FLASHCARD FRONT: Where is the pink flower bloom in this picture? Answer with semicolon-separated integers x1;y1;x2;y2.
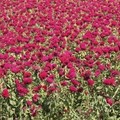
80;42;87;50
32;94;39;103
11;66;20;73
58;68;65;76
48;84;57;94
106;98;114;106
98;64;106;71
2;88;10;98
15;81;29;96
94;69;101;77
60;81;68;86
103;78;116;86
110;70;119;77
23;77;32;84
69;86;77;92
82;70;91;80
23;71;31;77
87;79;95;86
60;56;69;65
42;85;47;91
71;79;80;86
30;106;38;117
67;62;74;68
67;71;76;79
46;77;54;84
26;100;32;106
66;68;76;79
33;85;41;92
39;71;48;80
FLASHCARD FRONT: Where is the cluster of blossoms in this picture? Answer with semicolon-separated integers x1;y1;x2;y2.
0;0;120;117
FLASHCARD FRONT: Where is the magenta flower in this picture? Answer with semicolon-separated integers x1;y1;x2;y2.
60;81;68;86
39;71;48;80
30;106;37;117
23;77;32;84
80;42;87;50
33;85;41;92
82;70;91;80
2;88;10;98
11;66;20;73
71;79;80;86
69;86;77;92
110;70;119;77
23;71;31;77
15;80;29;96
26;100;32;106
48;84;57;94
103;78;116;86
94;69;101;77
106;98;114;106
58;68;65;76
32;94;40;103
87;79;95;87
66;68;76;79
46;77;54;84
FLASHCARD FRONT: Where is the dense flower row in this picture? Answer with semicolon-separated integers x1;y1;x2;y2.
0;0;120;119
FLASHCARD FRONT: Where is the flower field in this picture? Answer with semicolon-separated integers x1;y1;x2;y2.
0;0;120;119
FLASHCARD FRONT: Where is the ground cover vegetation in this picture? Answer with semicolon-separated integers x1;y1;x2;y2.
0;0;120;119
